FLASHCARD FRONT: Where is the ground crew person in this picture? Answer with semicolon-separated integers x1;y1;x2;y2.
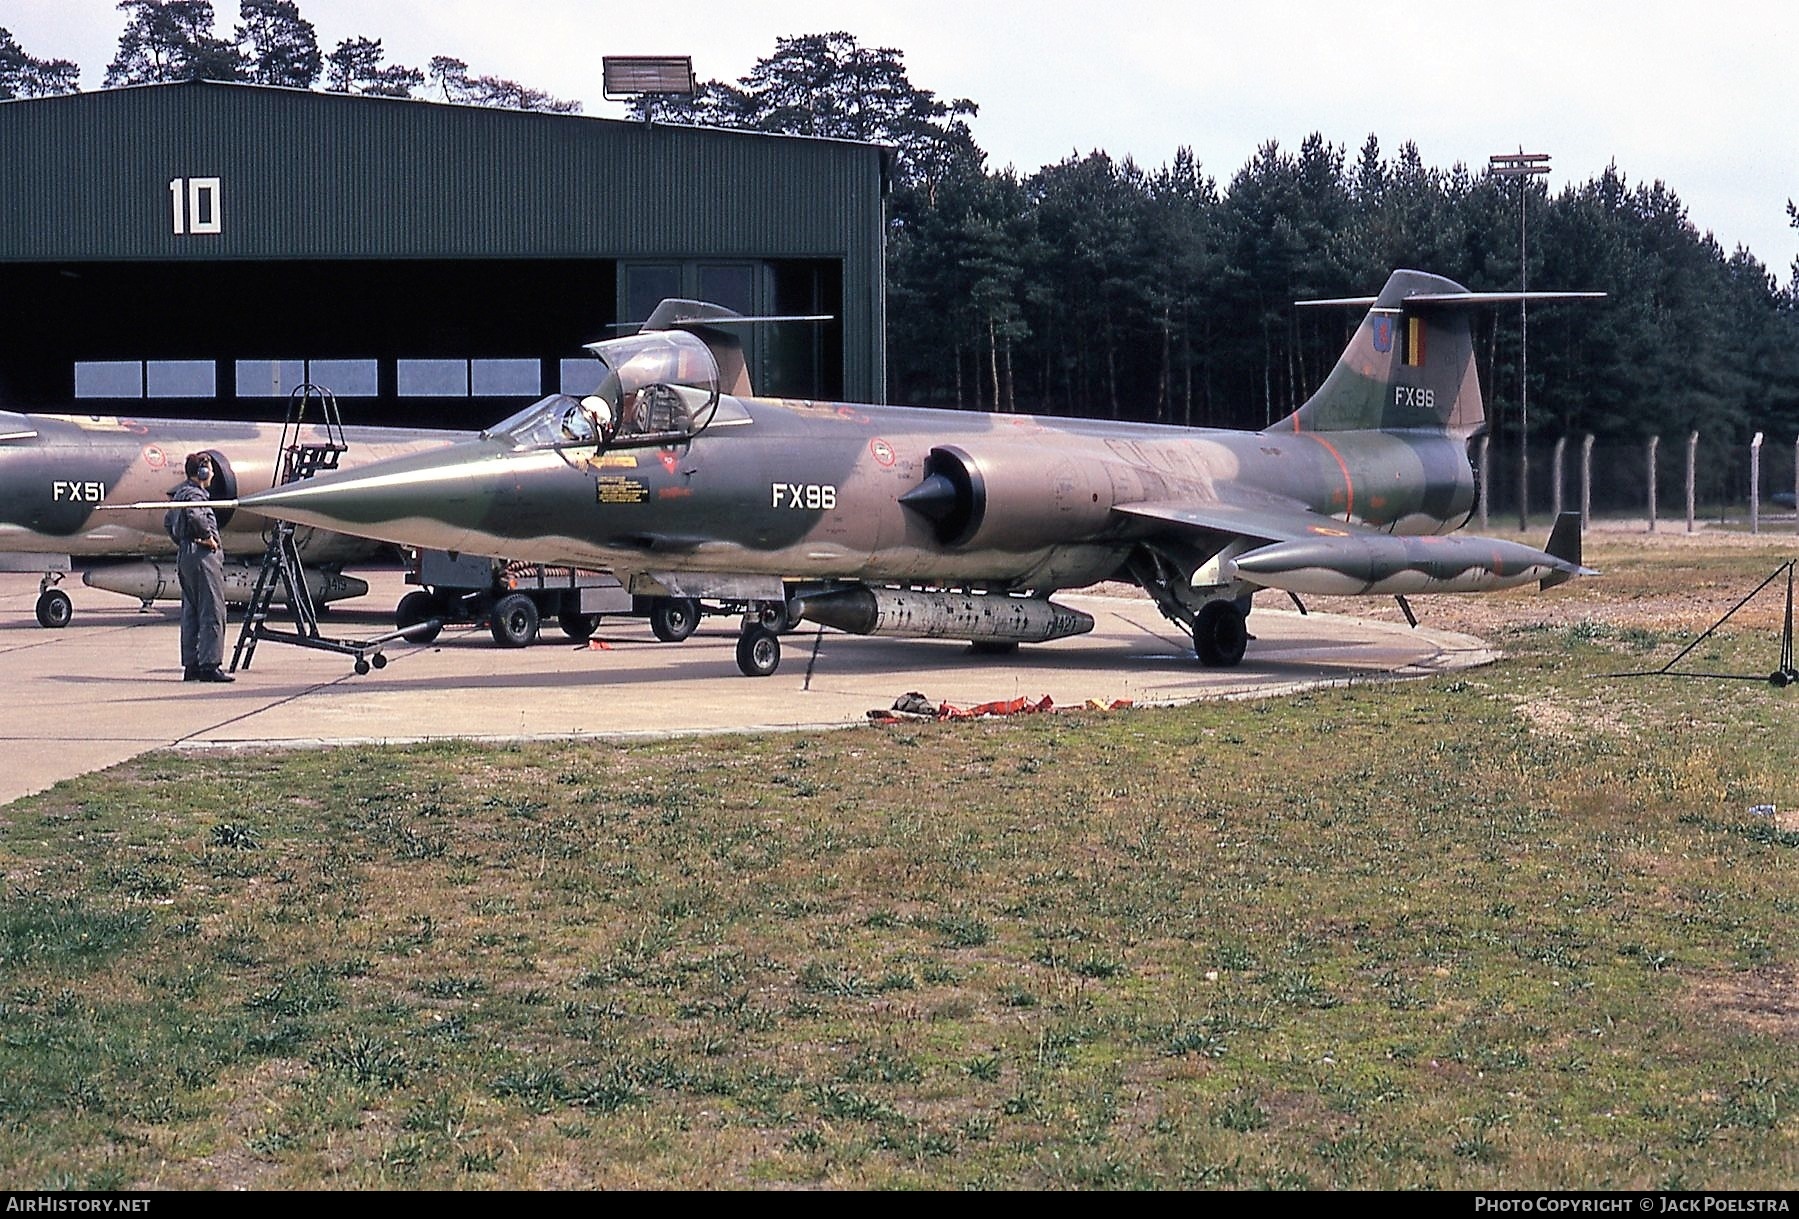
171;452;233;682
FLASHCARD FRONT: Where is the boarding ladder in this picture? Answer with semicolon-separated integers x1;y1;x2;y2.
230;384;389;674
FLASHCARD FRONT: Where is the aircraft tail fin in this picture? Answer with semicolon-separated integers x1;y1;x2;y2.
637;300;833;399
1278;270;1484;436
1280;271;1603;437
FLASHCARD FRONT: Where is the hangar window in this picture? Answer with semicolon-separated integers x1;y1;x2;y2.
559;358;601;396
307;359;378;397
697;264;756;315
624;264;682;325
398;359;468;397
74;361;143;398
146;360;216;398
471;359;541;397
235;360;306;397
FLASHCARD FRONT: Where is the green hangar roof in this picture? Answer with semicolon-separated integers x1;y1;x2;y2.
0;82;890;408
0;80;889;262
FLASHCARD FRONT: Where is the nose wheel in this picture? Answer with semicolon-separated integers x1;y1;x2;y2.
35;588;72;629
736;624;781;677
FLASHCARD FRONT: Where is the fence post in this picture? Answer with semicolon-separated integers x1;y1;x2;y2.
1750;431;1763;535
1647;436;1659;533
1476;434;1489;532
1551;435;1567;519
1685;431;1698;533
1580;434;1594;530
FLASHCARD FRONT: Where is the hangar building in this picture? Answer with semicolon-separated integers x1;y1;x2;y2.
0;81;889;430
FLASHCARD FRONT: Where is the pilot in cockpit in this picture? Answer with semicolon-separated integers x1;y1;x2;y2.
557;396;614;445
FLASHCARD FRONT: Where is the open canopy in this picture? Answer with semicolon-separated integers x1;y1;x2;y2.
488;329;726;452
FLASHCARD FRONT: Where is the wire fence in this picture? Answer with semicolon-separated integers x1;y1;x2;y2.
1474;431;1799;533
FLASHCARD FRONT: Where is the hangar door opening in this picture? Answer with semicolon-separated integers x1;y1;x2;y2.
620;259;842;403
0;256;843;430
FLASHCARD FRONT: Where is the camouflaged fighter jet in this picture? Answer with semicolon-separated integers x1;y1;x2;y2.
230;269;1601;677
0;410;465;626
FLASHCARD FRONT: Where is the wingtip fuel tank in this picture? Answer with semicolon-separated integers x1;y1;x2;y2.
1231;532;1590;596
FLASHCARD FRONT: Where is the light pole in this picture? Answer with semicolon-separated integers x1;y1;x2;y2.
1490;150;1550;530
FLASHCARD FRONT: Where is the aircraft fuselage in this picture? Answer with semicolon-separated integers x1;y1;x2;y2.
0;410;463;563
247;394;1478;594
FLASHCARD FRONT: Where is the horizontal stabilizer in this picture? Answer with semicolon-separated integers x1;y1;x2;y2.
1297;290;1606;308
1398;290;1607;308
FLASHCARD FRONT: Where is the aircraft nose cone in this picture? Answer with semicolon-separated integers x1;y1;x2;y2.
238;444;494;551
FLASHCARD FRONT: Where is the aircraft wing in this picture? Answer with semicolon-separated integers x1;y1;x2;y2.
1113;498;1379;545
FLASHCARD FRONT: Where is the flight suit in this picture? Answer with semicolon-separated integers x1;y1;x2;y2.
171;480;227;677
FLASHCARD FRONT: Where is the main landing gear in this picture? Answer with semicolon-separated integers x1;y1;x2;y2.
1192;599;1249;667
1127;549;1254;669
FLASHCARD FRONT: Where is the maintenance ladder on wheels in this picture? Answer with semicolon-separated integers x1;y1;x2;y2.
230;384;398;676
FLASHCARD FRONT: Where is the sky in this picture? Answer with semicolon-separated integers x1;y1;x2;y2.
6;0;1797;281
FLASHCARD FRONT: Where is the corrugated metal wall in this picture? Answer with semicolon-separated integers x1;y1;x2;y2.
0;82;887;399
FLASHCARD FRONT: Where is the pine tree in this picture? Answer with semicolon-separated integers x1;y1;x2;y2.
323;35;421;97
235;0;319;88
427;55;578;113
105;0;244;86
0;27;81;98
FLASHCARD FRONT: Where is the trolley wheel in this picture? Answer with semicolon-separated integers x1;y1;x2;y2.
969;639;1019;655
1193;599;1248;668
35;588;72;629
395;590;444;644
371;652;388;670
757;599;794;634
489;593;540;648
559;612;599;643
650;596;700;643
736;625;781;677
354;657;371;675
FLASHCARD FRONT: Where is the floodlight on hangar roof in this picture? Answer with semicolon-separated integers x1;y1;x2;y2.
602;56;696;99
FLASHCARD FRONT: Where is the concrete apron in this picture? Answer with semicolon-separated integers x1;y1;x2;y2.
0;570;1497;806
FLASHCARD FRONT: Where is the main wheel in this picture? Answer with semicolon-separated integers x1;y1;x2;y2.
395;590;444;644
736;626;781;677
650;596;700;643
35;588;72;629
489;593;541;648
559;612;599;643
1193;600;1248;667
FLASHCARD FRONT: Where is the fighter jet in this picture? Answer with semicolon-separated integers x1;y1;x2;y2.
0;410;465;626
232;269;1601;676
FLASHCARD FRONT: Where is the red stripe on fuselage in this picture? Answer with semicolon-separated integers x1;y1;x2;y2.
1305;433;1354;523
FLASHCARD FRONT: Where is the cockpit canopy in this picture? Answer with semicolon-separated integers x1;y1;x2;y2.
487;329;724;452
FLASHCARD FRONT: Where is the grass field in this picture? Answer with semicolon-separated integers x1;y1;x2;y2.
1;535;1795;1188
